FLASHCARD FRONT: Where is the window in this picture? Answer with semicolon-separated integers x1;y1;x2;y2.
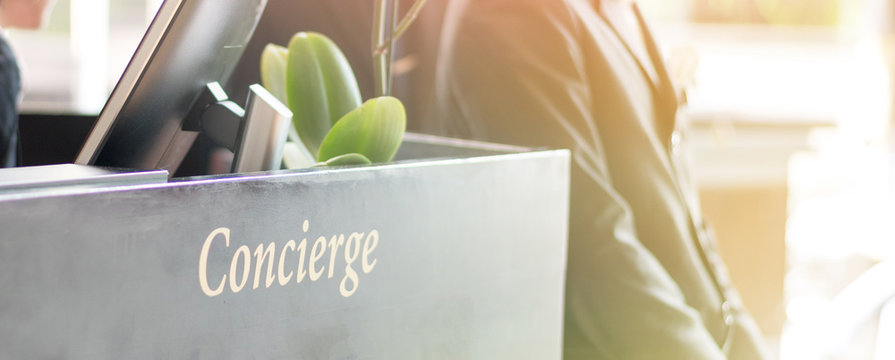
9;0;162;114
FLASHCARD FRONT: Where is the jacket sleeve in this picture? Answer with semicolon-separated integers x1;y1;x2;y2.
433;0;728;358
0;35;19;168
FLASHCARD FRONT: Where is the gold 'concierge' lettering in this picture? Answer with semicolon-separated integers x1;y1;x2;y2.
198;221;379;298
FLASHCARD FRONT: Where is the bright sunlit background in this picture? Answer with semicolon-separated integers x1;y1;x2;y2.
7;0;163;114
638;0;895;359
9;0;895;358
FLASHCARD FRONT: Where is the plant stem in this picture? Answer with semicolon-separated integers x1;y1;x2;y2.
372;0;395;97
392;0;428;41
371;0;429;97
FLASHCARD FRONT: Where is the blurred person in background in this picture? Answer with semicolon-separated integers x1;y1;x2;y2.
428;0;769;358
0;0;55;167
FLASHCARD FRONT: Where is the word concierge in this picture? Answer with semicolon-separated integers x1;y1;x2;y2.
198;220;379;298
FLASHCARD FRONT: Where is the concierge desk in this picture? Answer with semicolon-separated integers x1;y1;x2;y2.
0;133;571;359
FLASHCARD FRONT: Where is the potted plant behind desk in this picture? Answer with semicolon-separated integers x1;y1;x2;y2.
259;0;429;169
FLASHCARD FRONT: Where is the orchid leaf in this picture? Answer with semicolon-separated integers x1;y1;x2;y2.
321;153;372;166
316;96;405;163
282;141;316;169
260;43;288;103
286;32;362;156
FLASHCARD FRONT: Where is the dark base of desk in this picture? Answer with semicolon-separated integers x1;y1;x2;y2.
19;113;221;177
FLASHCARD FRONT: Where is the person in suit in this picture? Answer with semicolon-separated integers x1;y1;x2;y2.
428;0;769;358
0;0;56;167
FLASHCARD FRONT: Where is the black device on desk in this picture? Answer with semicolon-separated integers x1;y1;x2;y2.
74;0;291;176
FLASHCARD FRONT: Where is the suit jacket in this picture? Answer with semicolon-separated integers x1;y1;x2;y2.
0;33;20;168
428;0;769;358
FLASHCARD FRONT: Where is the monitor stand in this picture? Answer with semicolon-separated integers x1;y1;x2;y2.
182;82;293;174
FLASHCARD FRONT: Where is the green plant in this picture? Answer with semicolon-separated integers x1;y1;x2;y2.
261;0;427;168
261;33;405;167
285;32;363;155
317;97;406;164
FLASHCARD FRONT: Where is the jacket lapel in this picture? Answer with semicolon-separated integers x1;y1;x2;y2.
632;3;678;148
594;2;659;91
593;0;679;148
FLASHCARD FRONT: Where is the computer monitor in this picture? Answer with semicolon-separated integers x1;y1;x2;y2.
75;0;290;175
